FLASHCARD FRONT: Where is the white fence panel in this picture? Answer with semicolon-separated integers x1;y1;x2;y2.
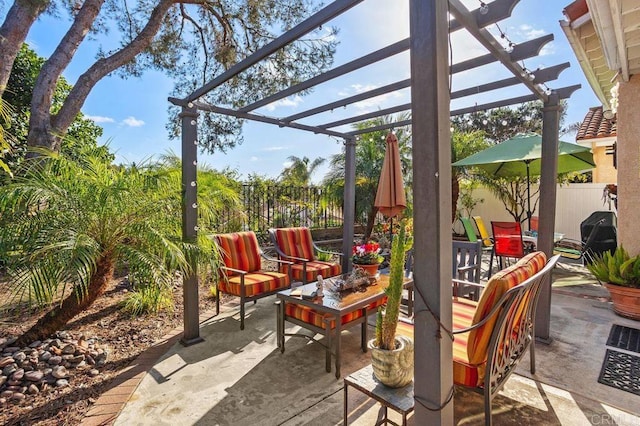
460;183;614;240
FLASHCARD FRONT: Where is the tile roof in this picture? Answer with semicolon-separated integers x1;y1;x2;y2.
576;106;617;141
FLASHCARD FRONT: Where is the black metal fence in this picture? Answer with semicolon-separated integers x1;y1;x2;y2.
215;184;344;236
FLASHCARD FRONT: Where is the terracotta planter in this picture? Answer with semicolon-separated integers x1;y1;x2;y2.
605;283;640;320
368;336;414;388
354;263;379;277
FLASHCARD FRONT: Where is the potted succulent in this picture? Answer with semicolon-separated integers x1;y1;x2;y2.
587;246;640;320
352;240;384;277
367;220;414;388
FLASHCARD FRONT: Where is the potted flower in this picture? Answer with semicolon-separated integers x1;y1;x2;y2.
352;241;384;277
587;246;640;320
367;220;414;388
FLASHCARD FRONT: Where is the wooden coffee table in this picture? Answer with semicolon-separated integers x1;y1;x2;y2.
275;273;413;378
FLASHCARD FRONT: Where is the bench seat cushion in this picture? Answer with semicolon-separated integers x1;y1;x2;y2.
289;261;342;283
219;271;289;297
285;297;386;329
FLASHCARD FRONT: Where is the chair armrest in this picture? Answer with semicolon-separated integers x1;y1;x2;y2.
312;242;344;259
260;252;293;266
220;265;247;276
456;264;478;274
280;254;310;262
452;278;486;289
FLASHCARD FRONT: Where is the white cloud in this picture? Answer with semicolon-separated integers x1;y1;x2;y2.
250;156;259;161
264;95;303;112
262;146;285;152
518;24;546;40
336;84;407;112
85;115;115;123
121;116;145;127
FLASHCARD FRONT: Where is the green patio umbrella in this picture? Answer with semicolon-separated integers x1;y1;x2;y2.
452;133;595;229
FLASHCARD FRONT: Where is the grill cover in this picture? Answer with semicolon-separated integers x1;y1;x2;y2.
580;211;617;258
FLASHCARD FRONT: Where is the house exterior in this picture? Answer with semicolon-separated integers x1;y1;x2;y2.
575;106;617;183
561;0;640;253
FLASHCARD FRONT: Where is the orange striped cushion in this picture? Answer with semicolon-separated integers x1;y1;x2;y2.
516;251;547;274
288;261;342;282
467;261;534;364
274;227;315;263
219;271;289;297
285;297;386;329
215;232;262;274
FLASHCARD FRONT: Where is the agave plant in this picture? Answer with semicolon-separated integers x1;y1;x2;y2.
587;246;640;289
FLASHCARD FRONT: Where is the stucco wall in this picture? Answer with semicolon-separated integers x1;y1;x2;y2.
592;145;618;183
617;75;640;255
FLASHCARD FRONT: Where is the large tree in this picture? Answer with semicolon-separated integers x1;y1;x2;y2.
0;1;337;154
279;155;325;186
2;43;108;170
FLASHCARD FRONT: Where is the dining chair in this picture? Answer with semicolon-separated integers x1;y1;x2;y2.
490;221;526;276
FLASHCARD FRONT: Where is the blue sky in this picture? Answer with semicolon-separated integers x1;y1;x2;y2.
12;0;598;183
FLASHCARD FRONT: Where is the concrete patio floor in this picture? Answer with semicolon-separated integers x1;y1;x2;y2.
103;263;639;425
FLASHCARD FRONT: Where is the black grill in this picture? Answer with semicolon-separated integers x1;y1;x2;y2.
580;211;617;259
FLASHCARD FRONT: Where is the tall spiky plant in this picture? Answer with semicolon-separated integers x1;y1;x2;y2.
375;219;410;350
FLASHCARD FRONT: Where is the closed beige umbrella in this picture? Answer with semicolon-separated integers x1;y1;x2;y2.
375;133;406;220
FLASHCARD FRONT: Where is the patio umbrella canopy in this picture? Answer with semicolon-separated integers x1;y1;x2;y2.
452;133;595;227
374;133;407;231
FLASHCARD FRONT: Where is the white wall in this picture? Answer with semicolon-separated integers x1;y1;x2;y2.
461;183;615;240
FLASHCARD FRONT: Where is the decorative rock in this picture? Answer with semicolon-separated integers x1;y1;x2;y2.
62;354;75;361
48;356;62;365
4;346;20;353
86;355;95;365
43;368;52;376
49;346;62;356
0;397;5;405
69;355;85;364
3;365;17;376
40;351;52;362
61;344;75;355
25;370;43;382
89;369;100;377
11;368;24;381
0;337;7;347
52;366;68;379
27;384;39;395
7;380;21;386
0;376;6;386
1;390;13;398
50;339;62;349
95;351;108;366
13;351;26;363
75;361;87;369
0;356;15;368
55;379;69;388
44;375;57;385
29;340;42;348
10;392;26;401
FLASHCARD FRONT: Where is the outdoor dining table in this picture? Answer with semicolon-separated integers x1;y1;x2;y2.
275;273;413;378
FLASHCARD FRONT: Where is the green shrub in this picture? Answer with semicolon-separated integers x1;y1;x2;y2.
121;284;174;316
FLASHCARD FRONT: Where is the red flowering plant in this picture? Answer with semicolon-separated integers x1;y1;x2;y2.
352;241;384;265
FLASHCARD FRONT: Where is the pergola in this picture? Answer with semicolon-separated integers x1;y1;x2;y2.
169;0;580;422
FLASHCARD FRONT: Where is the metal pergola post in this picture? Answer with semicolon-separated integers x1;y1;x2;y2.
180;105;204;346
535;92;561;343
342;136;357;273
410;0;453;423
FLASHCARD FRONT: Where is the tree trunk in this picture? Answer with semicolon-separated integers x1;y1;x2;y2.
0;0;49;99
27;0;105;153
15;255;115;346
31;0;175;151
364;205;378;240
451;173;460;224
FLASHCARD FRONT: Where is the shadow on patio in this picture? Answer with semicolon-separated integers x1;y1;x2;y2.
112;263;640;426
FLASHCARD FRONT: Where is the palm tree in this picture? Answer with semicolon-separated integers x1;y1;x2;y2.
279;155;326;186
324;113;412;239
0;98;13;177
0;149;230;345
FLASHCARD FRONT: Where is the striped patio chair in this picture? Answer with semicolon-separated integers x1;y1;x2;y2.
269;227;342;283
214;231;292;330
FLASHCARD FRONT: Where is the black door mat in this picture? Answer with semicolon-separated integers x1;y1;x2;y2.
598;349;640;396
606;324;640;354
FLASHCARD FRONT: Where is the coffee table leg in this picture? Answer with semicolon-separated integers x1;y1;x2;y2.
335;321;342;379
343;381;348;426
361;308;368;352
324;316;333;373
275;300;285;353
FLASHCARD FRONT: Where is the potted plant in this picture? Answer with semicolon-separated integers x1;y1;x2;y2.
587;246;640;320
352;240;384;277
367;220;414;388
